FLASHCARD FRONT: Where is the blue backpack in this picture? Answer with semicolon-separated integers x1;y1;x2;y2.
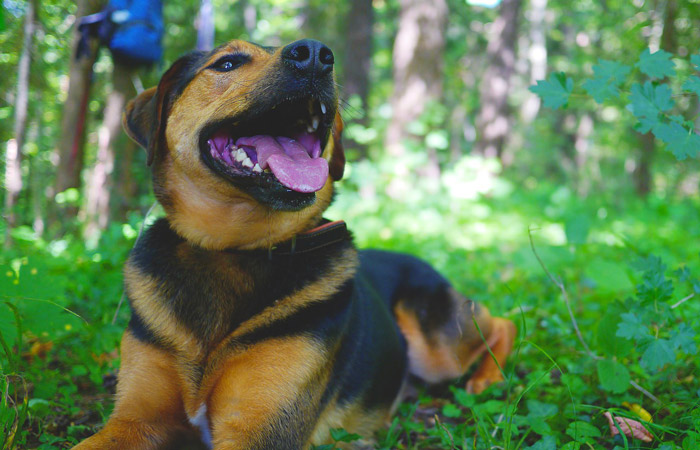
78;0;163;66
107;0;163;65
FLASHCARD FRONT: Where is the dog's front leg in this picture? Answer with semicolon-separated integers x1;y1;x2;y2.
73;331;197;450
206;337;327;450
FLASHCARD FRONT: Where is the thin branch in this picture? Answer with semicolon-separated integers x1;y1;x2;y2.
434;414;456;449
629;380;661;404
491;413;504;438
528;228;660;404
528;227;599;360
672;293;694;309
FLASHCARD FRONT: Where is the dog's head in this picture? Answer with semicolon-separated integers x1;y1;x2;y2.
123;39;345;250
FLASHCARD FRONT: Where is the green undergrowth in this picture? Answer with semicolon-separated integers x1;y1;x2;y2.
2;169;699;449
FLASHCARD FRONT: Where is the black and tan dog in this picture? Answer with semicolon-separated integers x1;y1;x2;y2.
74;39;516;450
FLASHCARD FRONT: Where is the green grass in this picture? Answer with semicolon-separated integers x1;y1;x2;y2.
1;163;699;449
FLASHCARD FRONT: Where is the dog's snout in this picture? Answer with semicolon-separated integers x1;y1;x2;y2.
281;39;334;77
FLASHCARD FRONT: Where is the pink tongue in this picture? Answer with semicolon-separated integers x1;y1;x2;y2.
235;135;328;193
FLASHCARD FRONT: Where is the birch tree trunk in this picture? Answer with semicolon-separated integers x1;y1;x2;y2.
521;0;547;124
83;63;135;242
384;0;447;160
634;0;675;196
473;0;523;160
4;0;38;247
197;0;215;51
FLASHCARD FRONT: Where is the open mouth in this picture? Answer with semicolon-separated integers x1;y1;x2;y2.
200;97;334;198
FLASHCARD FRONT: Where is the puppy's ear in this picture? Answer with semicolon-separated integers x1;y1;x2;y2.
123;87;158;162
328;112;345;181
123;52;206;166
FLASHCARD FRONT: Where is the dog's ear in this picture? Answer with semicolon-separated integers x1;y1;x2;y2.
123;52;206;166
328;112;345;181
123;87;158;161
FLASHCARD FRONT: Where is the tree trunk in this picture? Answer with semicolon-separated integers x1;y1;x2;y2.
113;137;139;222
574;114;594;196
634;133;655;196
521;0;547;124
240;0;257;36
30;124;46;238
4;0;38;247
385;0;447;161
633;0;676;196
473;0;523;160
84;62;135;243
342;0;373;158
197;0;215;51
52;0;104;218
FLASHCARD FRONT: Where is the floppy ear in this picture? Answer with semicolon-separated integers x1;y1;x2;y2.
328;112;345;181
122;52;207;166
123;87;158;163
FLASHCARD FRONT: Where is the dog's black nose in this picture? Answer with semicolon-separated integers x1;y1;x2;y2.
281;39;334;77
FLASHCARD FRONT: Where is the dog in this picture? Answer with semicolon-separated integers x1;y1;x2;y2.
73;39;516;450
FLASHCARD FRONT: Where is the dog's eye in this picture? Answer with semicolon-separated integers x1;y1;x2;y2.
210;54;249;72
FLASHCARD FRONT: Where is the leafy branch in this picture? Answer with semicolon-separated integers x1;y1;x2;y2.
527;228;684;405
530;49;700;161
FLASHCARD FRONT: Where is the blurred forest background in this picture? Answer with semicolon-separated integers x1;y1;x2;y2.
1;0;700;449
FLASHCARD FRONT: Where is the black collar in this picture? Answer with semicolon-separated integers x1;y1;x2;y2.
223;219;350;258
269;220;349;256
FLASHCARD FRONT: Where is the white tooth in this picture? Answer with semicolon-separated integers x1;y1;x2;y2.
235;150;246;162
320;103;327;115
242;157;254;168
312;116;319;131
253;163;262;173
307;125;315;133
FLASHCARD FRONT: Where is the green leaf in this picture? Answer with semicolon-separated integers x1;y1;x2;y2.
597;308;634;357
628;82;674;132
442;402;462;418
0;302;19;349
616;312;649;341
653;122;700;160
566;421;601;443
529;418;552;436
452;388;475;408
594;59;632;83
28;399;51;418
683;76;700;97
560;443;581;450
530;72;573;109
582;60;631;103
564;213;590;244
642;338;675;371
527;400;559;419
692;54;700;70
670;323;697;355
636;48;676;78
524;436;556;450
583;78;618;104
597;359;630;393
586;260;633;293
329;428;361;443
632;255;666;273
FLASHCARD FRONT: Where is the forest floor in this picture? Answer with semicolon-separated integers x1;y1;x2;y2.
2;178;699;449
